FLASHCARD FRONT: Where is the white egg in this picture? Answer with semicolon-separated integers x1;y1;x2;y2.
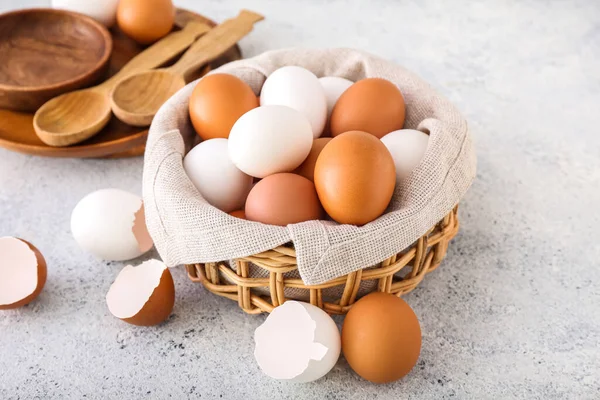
51;0;119;27
260;66;327;138
254;301;341;383
319;76;353;119
228;105;313;178
381;129;430;181
184;138;253;212
71;189;154;261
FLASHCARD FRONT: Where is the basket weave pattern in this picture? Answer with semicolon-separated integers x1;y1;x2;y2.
187;207;459;314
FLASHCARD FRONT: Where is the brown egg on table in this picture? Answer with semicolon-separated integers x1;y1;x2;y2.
293;137;332;182
342;292;421;384
330;78;406;139
0;237;47;310
189;74;259;140
117;0;175;44
314;130;396;225
245;173;324;226
229;209;246;219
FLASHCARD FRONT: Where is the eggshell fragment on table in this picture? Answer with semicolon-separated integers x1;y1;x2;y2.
381;129;430;181
106;259;175;326
228;105;313;178
184;138;253;213
0;237;47;310
254;301;341;382
71;189;154;261
261;66;327;138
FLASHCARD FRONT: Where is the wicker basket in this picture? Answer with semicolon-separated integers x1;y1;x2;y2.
186;206;459;315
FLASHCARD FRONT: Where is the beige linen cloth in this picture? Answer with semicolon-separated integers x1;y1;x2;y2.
143;48;476;286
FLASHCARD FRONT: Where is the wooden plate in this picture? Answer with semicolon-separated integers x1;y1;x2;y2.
0;8;112;112
0;9;242;158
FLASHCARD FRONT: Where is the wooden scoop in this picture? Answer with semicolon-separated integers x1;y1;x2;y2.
33;22;211;147
110;10;264;127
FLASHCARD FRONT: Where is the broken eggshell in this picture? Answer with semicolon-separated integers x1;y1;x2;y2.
106;259;174;326
71;188;153;261
0;237;47;310
254;301;341;382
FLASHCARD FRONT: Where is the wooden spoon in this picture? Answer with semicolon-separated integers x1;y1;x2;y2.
33;21;211;147
110;10;264;127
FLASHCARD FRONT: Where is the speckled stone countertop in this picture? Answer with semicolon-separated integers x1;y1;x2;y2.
1;0;599;399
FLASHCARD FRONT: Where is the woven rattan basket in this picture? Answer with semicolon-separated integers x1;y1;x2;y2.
145;49;476;316
186;206;459;315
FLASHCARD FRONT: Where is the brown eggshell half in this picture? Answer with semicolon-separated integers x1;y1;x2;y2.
106;260;175;326
330;78;406;139
0;237;47;310
342;292;421;383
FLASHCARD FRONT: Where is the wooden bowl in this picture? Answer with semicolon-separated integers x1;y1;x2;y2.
0;9;242;158
0;8;112;112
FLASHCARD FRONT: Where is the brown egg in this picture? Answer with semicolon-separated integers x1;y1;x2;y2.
330;78;406;138
229;209;246;219
293;137;332;182
342;292;421;383
189;74;259;140
314;130;396;225
117;0;175;45
245;173;324;226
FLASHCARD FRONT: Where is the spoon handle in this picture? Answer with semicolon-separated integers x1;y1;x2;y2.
97;21;212;92
169;10;264;77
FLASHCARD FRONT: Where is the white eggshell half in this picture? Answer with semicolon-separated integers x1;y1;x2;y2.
184;138;253;212
51;0;119;27
228;105;313;178
381;129;430;181
106;259;166;319
0;237;38;306
71;189;154;261
260;66;327;138
319;76;353;119
254;301;341;383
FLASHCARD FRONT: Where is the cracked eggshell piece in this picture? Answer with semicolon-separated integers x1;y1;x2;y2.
71;189;154;261
254;301;341;383
106;259;175;326
0;237;47;310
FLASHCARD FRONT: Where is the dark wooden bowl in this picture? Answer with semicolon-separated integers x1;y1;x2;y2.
0;9;242;158
0;8;113;112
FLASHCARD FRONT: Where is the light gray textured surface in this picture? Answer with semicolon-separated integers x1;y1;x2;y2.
0;0;599;399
